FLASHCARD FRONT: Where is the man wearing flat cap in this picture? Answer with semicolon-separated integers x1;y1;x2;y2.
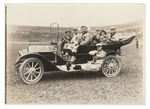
80;26;93;45
63;31;72;43
92;29;101;43
70;28;81;45
109;26;122;55
61;30;72;47
68;28;81;62
61;31;72;56
89;42;106;64
109;26;120;41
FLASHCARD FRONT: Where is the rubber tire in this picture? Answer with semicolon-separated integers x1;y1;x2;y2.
101;55;121;77
19;58;44;84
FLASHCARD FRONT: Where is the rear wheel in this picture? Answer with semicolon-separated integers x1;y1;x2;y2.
102;55;121;77
19;58;44;84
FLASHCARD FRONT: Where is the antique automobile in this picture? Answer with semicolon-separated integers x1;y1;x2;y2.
15;30;135;84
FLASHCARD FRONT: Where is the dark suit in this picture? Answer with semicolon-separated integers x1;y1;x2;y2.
61;35;72;52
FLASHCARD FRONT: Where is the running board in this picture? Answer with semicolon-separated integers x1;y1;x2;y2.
56;60;104;72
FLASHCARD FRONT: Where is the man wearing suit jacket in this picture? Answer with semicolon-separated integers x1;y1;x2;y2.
61;31;72;54
80;26;93;45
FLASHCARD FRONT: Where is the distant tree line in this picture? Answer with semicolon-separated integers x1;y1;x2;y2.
7;21;143;42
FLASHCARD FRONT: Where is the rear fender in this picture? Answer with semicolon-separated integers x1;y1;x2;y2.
106;51;121;61
16;53;60;71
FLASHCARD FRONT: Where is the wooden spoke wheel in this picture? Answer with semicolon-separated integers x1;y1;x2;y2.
19;58;44;84
102;55;121;77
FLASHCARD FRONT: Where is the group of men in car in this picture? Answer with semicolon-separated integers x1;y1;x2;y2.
61;25;119;64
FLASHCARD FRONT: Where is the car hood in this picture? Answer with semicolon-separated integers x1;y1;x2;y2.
18;49;28;56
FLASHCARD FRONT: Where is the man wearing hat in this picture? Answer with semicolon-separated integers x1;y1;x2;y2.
70;28;81;45
69;28;81;62
109;26;123;55
61;30;72;59
92;29;101;43
63;30;72;43
109;26;120;41
89;42;106;64
80;26;93;45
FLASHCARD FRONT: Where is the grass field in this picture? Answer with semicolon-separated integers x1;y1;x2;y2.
5;39;144;104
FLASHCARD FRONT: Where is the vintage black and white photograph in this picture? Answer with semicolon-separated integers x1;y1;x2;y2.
5;3;145;104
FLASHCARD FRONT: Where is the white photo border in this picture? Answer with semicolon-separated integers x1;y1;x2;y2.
0;0;149;109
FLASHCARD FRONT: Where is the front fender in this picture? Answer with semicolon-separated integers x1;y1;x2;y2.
15;53;60;71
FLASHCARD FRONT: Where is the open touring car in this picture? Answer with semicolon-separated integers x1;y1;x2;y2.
15;28;135;84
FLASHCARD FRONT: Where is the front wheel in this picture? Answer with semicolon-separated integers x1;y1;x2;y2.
101;55;121;77
19;58;44;84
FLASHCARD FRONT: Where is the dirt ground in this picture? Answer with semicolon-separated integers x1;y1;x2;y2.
5;41;145;104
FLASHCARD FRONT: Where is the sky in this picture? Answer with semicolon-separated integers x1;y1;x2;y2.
6;4;145;27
